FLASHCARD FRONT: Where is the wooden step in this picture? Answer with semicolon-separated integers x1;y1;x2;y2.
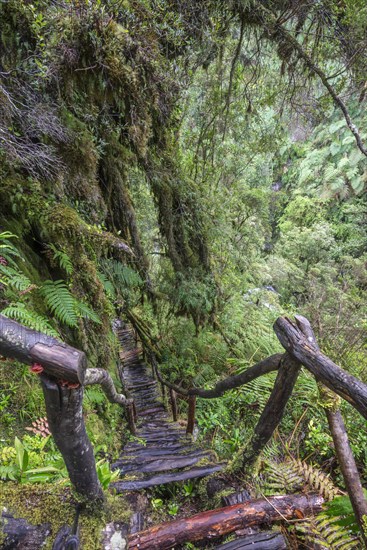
112;463;226;491
114;454;207;474
114;450;211;467
214;532;287;549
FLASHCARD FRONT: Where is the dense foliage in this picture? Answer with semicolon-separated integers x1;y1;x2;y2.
0;0;367;547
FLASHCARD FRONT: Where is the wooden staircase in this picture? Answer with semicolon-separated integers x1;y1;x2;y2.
111;324;225;492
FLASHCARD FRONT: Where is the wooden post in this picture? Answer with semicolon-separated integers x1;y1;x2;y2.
169;388;178;421
242;353;301;468
126;399;137;435
326;407;367;544
40;375;103;503
186;395;197;436
294;315;367;543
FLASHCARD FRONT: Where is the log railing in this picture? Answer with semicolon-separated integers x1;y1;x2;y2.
132;313;367;537
0;314;132;503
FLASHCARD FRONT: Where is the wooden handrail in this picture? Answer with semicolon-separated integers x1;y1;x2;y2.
0;314;134;503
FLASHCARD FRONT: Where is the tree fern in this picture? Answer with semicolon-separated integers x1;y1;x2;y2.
40;280;78;327
1;303;59;337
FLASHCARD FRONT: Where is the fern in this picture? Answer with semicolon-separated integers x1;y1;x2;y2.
0;264;32;291
1;303;59;337
100;259;142;290
74;299;101;324
97;270;116;300
40;280;78;327
292;458;339;501
295;512;360;549
256;458;339;501
48;244;73;275
259;460;304;495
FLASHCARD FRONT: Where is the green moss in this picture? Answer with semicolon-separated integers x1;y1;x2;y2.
0;482;132;550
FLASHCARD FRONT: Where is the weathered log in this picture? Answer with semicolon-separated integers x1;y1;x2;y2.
113;463;226;491
189;354;283;398
215;531;287;549
326;408;367;544
128;493;324;550
295;315;367;541
0;314;86;384
242;354;301;467
274;316;367;419
1;511;51;550
40;374;103;502
84;368;127;405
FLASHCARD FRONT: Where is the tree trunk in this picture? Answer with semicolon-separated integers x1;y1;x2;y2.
128;493;324;550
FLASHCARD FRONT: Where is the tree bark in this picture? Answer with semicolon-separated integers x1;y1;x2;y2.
326;408;367;544
273;316;367;419
0;314;86;384
277;315;367;542
84;368;127;405
40;374;103;502
189;354;283;398
242;354;301;467
128;493;324;550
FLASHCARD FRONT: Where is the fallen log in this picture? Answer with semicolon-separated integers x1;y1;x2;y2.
0;314;86;384
274;316;367;419
128;493;323;550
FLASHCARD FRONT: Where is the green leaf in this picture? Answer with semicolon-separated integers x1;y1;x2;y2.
40;280;78;327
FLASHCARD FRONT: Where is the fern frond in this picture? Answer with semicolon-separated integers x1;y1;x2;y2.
260;460;304;495
40;280;78;328
1;303;59;337
97;271;116;300
75;300;101;324
295;512;360;549
48;244;73;275
0;264;33;292
291;459;339;501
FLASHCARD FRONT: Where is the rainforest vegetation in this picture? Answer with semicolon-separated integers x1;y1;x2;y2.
0;0;367;548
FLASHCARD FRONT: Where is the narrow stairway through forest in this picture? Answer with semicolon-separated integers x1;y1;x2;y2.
111;324;226;492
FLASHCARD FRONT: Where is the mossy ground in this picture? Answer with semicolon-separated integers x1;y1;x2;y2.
0;482;132;549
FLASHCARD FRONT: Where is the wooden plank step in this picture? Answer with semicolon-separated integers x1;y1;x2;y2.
214;532;287;549
114;454;206;474
112;463;226;491
222;490;251;507
114;450;211;467
121;444;194;456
